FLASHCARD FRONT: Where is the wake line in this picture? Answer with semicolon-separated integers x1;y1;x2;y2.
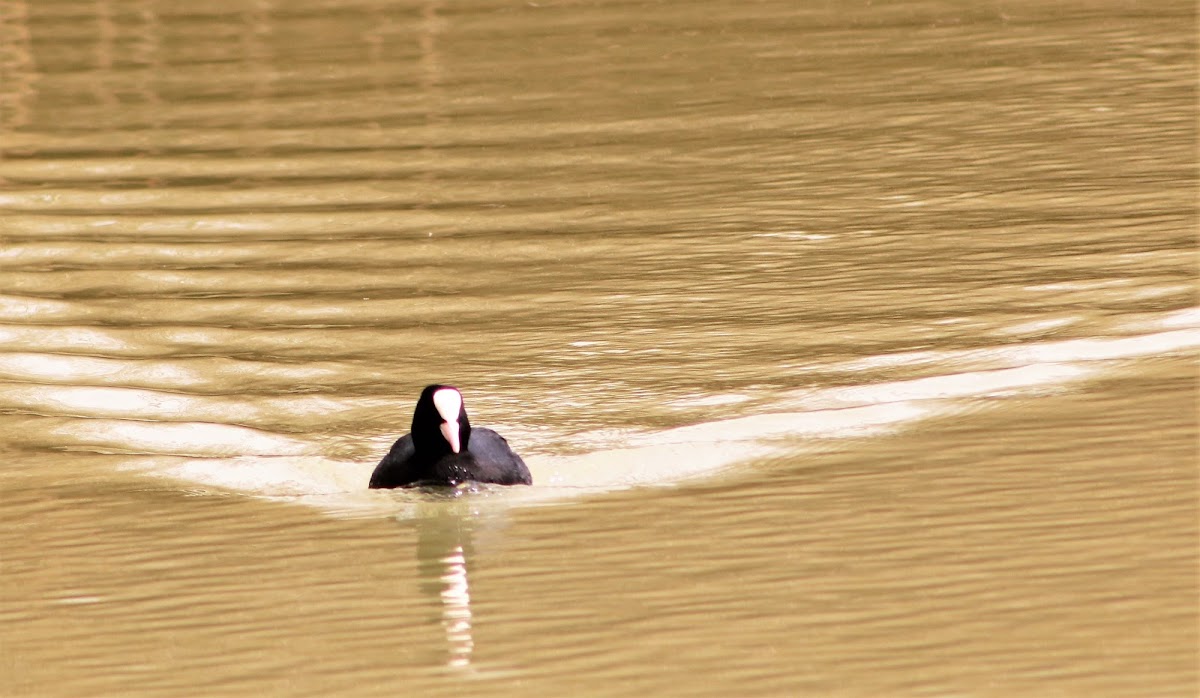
11;320;1197;516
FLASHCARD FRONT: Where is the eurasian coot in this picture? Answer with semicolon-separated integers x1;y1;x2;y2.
369;384;531;488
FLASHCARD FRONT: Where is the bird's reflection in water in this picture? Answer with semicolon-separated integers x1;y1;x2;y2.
438;544;473;668
411;485;508;671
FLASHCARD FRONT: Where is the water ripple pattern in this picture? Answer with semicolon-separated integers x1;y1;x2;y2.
0;1;1195;696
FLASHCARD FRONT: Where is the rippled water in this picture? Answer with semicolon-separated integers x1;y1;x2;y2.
2;1;1196;696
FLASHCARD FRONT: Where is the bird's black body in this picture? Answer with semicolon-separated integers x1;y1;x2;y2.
369;385;531;489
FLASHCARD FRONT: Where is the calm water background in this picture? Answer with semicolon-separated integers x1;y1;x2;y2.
1;0;1197;696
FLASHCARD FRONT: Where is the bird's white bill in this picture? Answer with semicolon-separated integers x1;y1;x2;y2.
433;388;464;453
440;419;461;453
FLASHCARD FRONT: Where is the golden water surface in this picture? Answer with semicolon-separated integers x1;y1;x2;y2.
1;1;1196;696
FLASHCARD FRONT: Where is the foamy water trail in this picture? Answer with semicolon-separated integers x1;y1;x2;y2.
2;307;1195;516
38;311;1182;517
